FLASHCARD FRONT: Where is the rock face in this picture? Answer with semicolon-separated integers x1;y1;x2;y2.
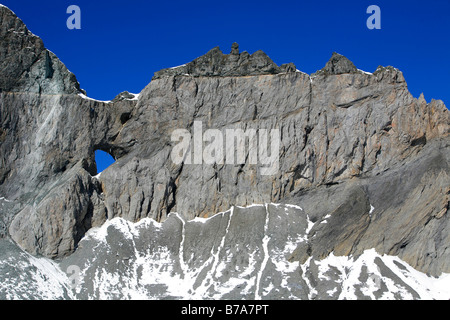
0;5;449;299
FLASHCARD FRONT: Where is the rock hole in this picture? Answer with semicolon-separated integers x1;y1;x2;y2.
410;135;426;147
120;112;132;125
94;149;116;174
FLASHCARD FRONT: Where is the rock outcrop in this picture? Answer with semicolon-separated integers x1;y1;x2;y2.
315;52;358;75
152;42;296;79
0;3;449;299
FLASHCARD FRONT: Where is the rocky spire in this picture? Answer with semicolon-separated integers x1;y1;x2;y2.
316;52;359;75
152;42;296;79
230;42;239;55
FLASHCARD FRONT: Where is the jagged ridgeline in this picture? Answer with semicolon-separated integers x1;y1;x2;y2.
0;4;449;300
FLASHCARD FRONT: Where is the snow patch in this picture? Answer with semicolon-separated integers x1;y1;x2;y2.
236;203;265;209
304;249;450;300
295;69;309;76
305;214;315;234
320;214;331;224
284;204;303;211
93;172;102;180
358;68;373;75
0;196;12;203
255;204;271;300
125;93;140;101
0;4;15;15
170;64;187;69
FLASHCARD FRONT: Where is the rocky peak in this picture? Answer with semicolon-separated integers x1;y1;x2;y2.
112;91;138;102
316;52;359;75
230;42;239;55
152;42;297;79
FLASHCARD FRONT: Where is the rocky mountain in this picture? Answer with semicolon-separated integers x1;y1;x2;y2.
0;4;449;300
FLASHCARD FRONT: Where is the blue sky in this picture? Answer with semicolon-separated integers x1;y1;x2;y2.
2;0;449;171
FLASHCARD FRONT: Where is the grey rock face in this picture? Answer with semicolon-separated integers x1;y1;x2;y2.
8;161;106;257
0;3;449;298
288;138;450;277
0;90;135;256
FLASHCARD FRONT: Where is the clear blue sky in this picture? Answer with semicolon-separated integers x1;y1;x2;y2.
3;0;449;105
2;0;449;171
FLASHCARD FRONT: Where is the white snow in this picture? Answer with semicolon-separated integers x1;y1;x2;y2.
0;245;74;299
78;93;111;103
305;213;315;234
301;256;318;299
191;206;237;224
170;64;187;69
0;4;14;14
128;93;140;101
172;212;188;275
284;204;303;210
79;92;138;103
190;216;213;224
358;68;373;75
255;204;271;300
305;248;450;300
236;203;265;209
0;196;12;203
93;172;102;180
26;254;74;299
320;213;331;224
295;69;310;77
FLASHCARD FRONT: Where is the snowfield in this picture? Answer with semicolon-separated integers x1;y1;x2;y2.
1;203;449;300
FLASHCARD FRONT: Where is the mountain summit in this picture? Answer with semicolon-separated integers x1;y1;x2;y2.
153;42;297;79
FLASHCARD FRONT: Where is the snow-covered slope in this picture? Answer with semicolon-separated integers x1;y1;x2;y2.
1;204;448;300
0;239;74;299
